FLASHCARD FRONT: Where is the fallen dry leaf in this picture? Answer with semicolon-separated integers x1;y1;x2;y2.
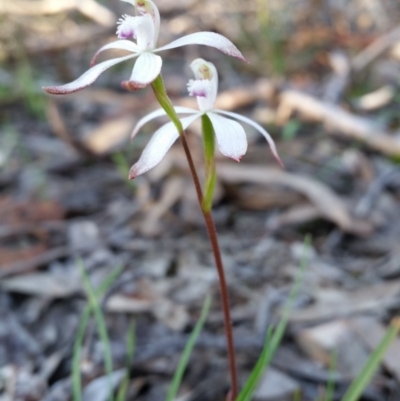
290;279;400;323
0;198;65;225
83;117;135;155
1;272;81;298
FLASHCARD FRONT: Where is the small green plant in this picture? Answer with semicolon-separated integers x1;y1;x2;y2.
73;260;211;401
165;296;211;401
236;235;310;401
16;52;47;118
116;322;136;401
112;152;137;191
73;262;124;401
0;125;19;169
341;318;400;401
323;351;337;401
282;119;301;141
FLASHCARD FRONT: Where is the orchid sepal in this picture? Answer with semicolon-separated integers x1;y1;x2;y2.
155;32;247;63
131;106;198;140
43;54;137;95
128;113;201;179
90;40;140;67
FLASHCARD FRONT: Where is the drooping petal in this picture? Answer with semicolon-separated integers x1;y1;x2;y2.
90;40;139;66
129;114;201;179
121;52;162;91
43;55;137;95
155;32;247;62
214;110;284;167
131;107;198;140
207;113;248;162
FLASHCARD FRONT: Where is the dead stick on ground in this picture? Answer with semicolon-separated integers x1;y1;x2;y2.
277;90;400;157
352;25;400;71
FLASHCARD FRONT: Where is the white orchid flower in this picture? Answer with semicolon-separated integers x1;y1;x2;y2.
129;58;283;179
43;0;246;95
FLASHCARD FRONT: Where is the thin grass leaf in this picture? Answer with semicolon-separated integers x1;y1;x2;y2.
78;259;116;401
236;235;311;401
236;327;274;401
292;388;302;401
341;318;400;401
72;265;124;401
112;152;136;190
116;322;136;401
324;351;337;401
165;296;211;401
72;307;92;401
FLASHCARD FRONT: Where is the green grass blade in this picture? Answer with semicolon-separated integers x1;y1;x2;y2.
116;322;136;401
236;235;311;401
324;351;337;401
126;322;136;364
165;296;212;401
78;259;117;401
293;388;302;401
72;265;124;401
341;318;400;401
236;326;274;401
112;152;136;190
72;304;92;401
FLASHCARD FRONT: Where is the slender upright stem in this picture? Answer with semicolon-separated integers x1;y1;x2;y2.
152;76;239;399
179;134;239;400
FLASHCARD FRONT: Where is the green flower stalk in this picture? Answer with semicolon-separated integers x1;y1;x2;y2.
201;114;217;212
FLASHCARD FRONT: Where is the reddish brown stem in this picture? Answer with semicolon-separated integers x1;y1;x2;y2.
150;76;238;398
179;133;239;400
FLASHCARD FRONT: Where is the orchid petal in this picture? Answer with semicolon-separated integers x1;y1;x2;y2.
155;32;247;62
43;54;137;95
214;110;283;167
131;107;198;140
207;113;248;162
129;114;201;179
90;40;139;66
120;0;135;5
122;52;162;91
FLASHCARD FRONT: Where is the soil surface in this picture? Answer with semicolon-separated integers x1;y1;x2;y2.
1;1;400;400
